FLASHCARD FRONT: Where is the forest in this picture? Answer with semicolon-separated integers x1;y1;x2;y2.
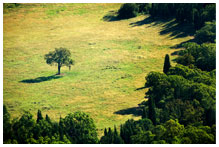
3;3;216;144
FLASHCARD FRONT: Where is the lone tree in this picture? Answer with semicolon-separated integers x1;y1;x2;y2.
163;54;171;74
45;47;74;75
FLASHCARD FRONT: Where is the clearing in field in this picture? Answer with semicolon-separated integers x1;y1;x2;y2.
3;3;192;136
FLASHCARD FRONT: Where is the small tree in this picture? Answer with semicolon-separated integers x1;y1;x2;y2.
44;47;74;75
163;54;171;74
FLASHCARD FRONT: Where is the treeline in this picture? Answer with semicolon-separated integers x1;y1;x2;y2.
118;3;215;30
3;107;98;144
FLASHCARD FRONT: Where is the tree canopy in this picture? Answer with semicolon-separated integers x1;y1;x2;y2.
44;47;74;75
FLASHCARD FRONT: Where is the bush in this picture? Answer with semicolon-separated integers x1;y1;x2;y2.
118;3;139;19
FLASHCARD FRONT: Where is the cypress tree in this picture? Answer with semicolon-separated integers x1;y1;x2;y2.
148;98;157;125
163;54;171;74
37;109;43;123
45;114;51;123
114;125;118;136
104;128;108;136
113;126;124;144
108;127;113;143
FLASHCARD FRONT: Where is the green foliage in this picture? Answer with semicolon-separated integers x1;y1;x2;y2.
182;125;215;143
62;112;98;144
12;112;35;143
130;130;155;144
118;3;139;19
163;54;171;74
175;53;194;66
163;119;184;143
136;3;152;14
167;64;216;87
44;47;74;75
3;107;97;144
176;42;216;71
144;64;215;126
45;114;52;124
120;118;154;143
148;97;156;125
100;126;124;144
195;21;216;44
141;106;147;119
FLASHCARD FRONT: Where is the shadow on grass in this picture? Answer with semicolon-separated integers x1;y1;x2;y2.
114;106;143;116
102;10;120;22
130;16;195;40
20;75;63;83
135;86;146;91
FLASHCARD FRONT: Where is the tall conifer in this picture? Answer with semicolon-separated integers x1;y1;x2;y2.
163;54;171;74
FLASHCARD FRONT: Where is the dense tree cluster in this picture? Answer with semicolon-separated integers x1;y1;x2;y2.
144;3;215;30
176;42;216;71
3;106;98;144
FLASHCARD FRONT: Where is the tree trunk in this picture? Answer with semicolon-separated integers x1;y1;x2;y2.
58;64;61;75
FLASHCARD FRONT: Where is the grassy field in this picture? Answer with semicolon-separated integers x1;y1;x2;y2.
3;3;192;136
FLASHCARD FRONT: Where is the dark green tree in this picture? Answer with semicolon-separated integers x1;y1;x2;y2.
44;47;74;75
176;53;195;66
163;54;171;74
142;106;147;119
59;116;64;141
45;114;52;124
118;3;139;19
195;21;216;44
37;110;43;123
148;98;157;125
63;112;98;144
113;126;124;144
12;112;35;143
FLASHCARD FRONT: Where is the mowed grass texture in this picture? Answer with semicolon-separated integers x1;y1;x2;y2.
3;4;192;136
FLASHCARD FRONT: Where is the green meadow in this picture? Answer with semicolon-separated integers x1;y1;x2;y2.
3;3;192;136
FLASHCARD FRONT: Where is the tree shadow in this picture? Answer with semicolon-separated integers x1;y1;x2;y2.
130;16;168;27
114;106;143;116
20;75;63;83
102;10;120;22
135;86;146;91
130;16;195;39
160;21;195;39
